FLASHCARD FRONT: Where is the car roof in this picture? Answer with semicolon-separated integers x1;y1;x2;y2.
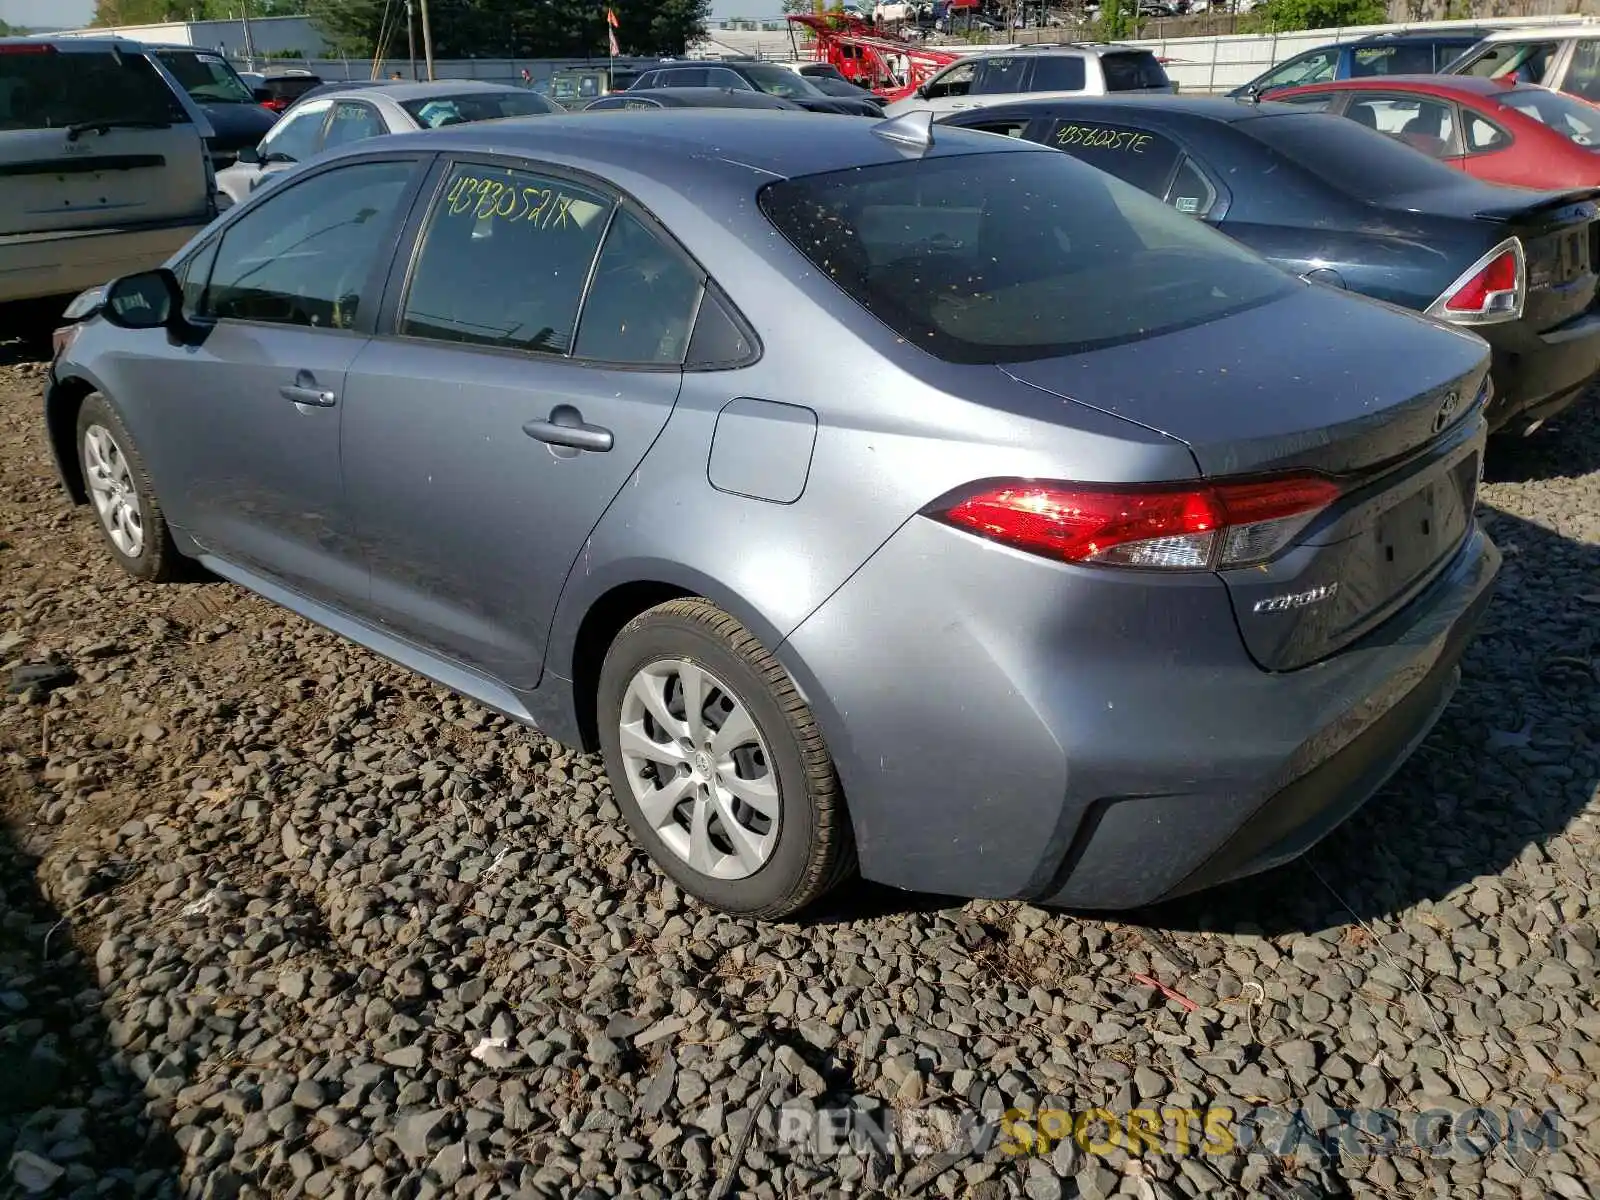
1274;73;1526;98
947;93;1295;124
1480;23;1600;40
368;108;1037;181
343;80;527;101
604;87;800;107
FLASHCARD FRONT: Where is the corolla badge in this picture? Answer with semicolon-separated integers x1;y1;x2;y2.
1253;582;1340;614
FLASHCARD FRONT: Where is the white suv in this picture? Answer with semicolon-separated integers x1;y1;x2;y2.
882;43;1175;119
1;37;216;306
1444;25;1600;104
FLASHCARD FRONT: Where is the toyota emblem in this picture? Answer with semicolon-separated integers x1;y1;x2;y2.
1432;391;1459;434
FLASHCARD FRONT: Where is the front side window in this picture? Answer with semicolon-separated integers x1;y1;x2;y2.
972;57;1027;95
201;159;415;329
1253;49;1337;93
1047;119;1183;194
705;68;754;90
402;90;558;128
739;64;814;98
1454;39;1561;85
574;209;702;365
400;163;612;354
323;101;386;149
261;101;331;163
924;61;977;99
155;50;255;104
1499;87;1600;146
759;149;1292;365
0;48;184;130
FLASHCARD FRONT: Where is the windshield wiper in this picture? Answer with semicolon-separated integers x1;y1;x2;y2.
66;118;173;142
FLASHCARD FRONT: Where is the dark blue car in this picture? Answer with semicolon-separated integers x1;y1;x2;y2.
1227;29;1493;99
941;94;1600;436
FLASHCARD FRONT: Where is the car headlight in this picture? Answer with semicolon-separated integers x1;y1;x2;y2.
61;285;107;322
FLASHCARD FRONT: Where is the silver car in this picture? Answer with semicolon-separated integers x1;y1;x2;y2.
47;111;1498;919
214;80;561;207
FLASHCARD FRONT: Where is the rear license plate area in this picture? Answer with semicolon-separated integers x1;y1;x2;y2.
1372;456;1474;587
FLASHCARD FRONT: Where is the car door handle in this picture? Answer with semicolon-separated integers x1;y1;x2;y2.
522;405;613;453
280;384;337;408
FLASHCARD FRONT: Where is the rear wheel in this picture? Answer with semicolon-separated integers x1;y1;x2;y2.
75;393;183;582
597;598;855;919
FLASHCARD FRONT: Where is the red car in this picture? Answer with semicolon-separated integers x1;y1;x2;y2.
1271;74;1600;190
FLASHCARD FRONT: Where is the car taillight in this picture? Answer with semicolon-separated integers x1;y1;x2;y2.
1426;236;1524;325
0;43;55;54
929;474;1342;571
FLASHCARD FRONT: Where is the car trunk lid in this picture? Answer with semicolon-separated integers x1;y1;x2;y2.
1003;281;1490;669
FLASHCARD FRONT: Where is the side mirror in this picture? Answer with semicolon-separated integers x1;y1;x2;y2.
100;269;192;336
237;144;261;165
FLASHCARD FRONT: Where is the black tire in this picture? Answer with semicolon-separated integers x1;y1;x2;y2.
597;598;856;920
74;392;184;583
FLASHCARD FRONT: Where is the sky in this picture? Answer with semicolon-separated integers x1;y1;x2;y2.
0;0;94;28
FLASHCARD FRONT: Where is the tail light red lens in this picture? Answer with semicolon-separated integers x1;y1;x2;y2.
1427;237;1524;325
0;44;56;55
931;474;1343;571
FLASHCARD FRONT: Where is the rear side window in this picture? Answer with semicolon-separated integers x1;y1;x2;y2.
1047;119;1182;195
1029;56;1086;92
1501;87;1600;146
401;163;613;354
0;48;184;131
1100;52;1170;91
1349;43;1435;77
759;149;1292;365
573;209;702;365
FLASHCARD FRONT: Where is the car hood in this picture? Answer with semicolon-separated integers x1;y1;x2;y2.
1001;280;1490;477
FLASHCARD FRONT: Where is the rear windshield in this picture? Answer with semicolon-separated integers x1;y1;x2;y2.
759;149;1292;365
0;48;184;130
266;75;321;99
156;50;254;104
1246;110;1462;199
401;91;559;126
1100;51;1170;91
1501;87;1600;147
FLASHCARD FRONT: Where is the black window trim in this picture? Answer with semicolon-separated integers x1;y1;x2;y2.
377;152;762;373
168;149;435;340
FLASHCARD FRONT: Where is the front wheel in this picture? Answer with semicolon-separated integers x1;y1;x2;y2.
596;598;855;919
75;392;183;582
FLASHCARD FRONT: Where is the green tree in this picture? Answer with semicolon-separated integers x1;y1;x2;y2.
1255;0;1386;30
308;0;711;60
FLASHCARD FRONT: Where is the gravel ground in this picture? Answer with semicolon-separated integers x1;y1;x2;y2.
0;330;1597;1200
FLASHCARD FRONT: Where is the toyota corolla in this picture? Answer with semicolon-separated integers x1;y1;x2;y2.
45;110;1499;918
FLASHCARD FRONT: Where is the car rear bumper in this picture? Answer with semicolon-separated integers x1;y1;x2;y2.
1482;308;1600;431
780;517;1499;909
0;217;210;306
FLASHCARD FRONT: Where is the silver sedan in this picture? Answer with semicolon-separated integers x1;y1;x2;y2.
214;80;561;207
